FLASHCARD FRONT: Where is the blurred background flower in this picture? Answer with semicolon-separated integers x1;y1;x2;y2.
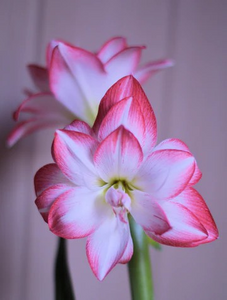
7;37;172;147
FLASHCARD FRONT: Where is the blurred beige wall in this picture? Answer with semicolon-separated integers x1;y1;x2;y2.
0;0;226;299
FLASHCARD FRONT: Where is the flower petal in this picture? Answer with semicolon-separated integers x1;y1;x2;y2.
86;211;130;280
93;76;157;152
148;201;208;247
34;163;71;196
118;234;133;264
188;166;202;186
53;129;99;188
7;92;71;147
154;138;190;152
154;138;202;185
98;97;146;149
7;116;66;148
7;120;40;147
47;39;86;68
48;187;108;239
130;190;171;235
46;40;62;68
97;37;127;64
64;120;95;136
105;47;144;84
35;184;71;222
134;59;174;84
50;43;106;123
171;187;219;245
13;93;69;122
49;46;90;121
27;64;50;92
94;126;143;182
134;149;195;199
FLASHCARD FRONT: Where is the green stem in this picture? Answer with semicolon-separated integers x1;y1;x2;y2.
128;217;154;300
54;237;75;300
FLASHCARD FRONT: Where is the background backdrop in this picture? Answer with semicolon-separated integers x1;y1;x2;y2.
0;0;226;299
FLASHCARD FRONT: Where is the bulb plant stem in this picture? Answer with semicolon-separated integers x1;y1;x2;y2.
128;216;154;300
55;237;75;300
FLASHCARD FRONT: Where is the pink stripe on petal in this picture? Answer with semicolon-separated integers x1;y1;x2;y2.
93;76;157;152
53;130;99;187
13;93;57;121
93;77;135;131
94;126;143;182
172;187;219;244
154;138;190;152
130;190;171;235
47;40;82;68
7;120;38;147
134;59;174;84
35;184;71;222
148;201;208;247
7;116;67;148
119;234;133;264
34;163;71;196
154;138;202;185
48;187;108;239
13;92;69;123
188;166;202;186
7;92;72;146
86;212;130;280
135;149;195;199
64;120;95;138
46;39;69;68
97;37;127;64
47;40;60;68
98;97;146;148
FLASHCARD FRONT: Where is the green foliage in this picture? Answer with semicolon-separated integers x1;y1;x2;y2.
55;238;75;300
147;236;162;251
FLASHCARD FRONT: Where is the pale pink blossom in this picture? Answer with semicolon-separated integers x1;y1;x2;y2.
34;76;218;280
7;37;173;147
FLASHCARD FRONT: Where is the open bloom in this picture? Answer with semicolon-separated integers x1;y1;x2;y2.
7;37;173;146
34;76;218;280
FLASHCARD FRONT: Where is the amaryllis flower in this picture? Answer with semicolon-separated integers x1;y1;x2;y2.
7;37;173;147
34;76;218;280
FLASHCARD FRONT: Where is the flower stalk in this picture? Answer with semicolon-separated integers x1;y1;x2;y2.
55;237;75;300
128;216;154;300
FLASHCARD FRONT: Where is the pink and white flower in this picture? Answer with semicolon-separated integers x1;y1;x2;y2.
7;37;173;147
34;76;218;280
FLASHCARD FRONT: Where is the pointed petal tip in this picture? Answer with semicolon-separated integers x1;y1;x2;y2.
95;271;106;282
55;128;61;134
86;239;110;282
55;128;65;137
163;59;175;67
110;36;126;41
86;249;118;282
118;74;139;85
57;41;67;52
152;59;175;68
169;59;175;66
6;136;14;148
209;222;219;241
